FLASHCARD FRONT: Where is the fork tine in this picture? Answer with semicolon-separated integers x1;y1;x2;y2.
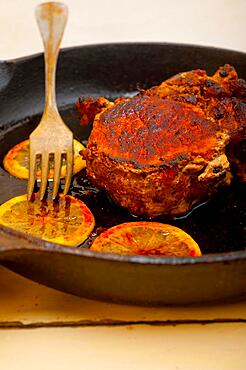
27;148;37;201
40;153;50;200
63;150;73;195
52;152;62;199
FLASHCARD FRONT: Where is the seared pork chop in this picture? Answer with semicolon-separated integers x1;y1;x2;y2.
76;65;246;217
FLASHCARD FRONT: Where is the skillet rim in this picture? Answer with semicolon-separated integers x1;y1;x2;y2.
1;224;246;265
2;40;246;63
0;41;245;266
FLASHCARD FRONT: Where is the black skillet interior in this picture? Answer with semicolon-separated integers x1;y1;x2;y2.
0;43;245;305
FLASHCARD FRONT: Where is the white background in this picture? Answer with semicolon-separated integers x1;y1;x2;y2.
0;0;245;59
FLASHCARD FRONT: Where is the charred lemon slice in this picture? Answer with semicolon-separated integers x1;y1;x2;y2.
91;222;201;257
0;194;95;247
3;139;86;180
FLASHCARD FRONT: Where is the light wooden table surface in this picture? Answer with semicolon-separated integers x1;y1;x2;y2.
1;266;246;370
0;1;245;369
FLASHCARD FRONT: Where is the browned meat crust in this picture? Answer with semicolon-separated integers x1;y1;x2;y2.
76;65;246;217
76;96;111;126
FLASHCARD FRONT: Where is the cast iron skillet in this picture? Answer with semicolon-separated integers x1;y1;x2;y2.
0;43;245;306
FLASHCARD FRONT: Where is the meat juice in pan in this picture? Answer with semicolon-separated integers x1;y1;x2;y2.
0;106;245;255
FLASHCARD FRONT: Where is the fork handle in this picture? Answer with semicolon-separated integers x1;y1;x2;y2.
35;2;68;111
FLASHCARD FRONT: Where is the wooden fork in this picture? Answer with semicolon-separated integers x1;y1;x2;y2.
27;2;73;201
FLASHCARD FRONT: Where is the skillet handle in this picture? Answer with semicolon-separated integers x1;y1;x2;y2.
0;61;14;93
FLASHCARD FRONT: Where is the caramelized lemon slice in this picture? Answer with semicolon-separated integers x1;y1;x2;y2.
0;194;94;247
91;222;201;257
3;139;86;180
